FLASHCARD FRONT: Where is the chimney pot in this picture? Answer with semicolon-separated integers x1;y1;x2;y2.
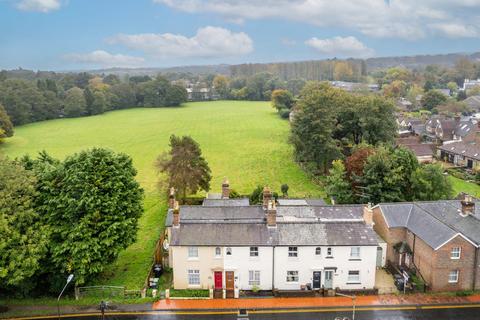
266;200;277;227
363;203;374;226
168;187;176;209
461;195;475;216
173;200;180;227
263;186;272;208
221;177;230;199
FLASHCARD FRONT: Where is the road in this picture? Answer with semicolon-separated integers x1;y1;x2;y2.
15;305;480;320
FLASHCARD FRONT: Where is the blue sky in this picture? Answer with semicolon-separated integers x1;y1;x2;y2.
1;0;480;70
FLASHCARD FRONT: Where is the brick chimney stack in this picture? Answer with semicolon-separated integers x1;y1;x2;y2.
221;178;230;199
461;195;475;216
263;186;272;209
267;200;277;228
363;202;374;226
173;200;180;227
168;187;176;209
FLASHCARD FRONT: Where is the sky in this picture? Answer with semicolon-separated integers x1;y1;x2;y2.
1;0;480;70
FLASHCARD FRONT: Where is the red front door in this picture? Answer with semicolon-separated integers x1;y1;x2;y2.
214;271;223;289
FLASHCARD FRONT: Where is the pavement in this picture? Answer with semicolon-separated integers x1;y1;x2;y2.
152;293;480;311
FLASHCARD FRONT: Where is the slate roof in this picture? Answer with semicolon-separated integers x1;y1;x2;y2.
439;141;480;161
203;198;250;207
171;223;278;246
455;121;476;138
465;96;480;112
378;201;480;249
277;198;326;207
169;203;376;247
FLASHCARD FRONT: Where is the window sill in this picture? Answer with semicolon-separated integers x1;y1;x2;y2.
346;282;361;285
450;257;460;260
188;284;201;288
348;258;362;261
325;256;334;259
187;257;199;261
448;281;458;284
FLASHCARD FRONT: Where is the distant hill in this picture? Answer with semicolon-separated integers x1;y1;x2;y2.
3;51;480;80
365;52;480;70
87;51;480;78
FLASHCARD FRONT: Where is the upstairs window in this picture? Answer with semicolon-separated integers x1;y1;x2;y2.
215;247;221;257
315;247;321;255
350;247;361;259
451;247;461;259
288;247;298;257
250;246;259;257
188;247;198;258
226;247;232;255
326;247;333;257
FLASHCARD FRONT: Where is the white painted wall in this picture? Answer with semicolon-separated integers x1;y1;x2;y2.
223;246;273;291
273;246;377;290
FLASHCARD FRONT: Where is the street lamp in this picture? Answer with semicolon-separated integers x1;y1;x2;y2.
335;292;356;320
57;274;74;320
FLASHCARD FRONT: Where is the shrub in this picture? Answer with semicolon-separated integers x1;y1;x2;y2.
169;289;209;298
279;108;291;119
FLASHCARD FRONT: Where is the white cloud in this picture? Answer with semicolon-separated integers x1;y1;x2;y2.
16;0;61;12
107;26;253;59
64;50;145;68
305;36;374;58
429;23;479;38
154;0;480;39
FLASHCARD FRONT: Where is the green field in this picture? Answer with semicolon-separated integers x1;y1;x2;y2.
1;100;324;289
448;176;480;198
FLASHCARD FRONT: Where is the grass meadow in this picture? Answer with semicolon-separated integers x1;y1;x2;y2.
1;100;324;289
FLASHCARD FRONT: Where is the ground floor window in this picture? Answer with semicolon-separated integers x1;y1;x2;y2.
188;269;200;285
449;270;459;283
347;270;360;283
286;271;299;282
249;270;261;286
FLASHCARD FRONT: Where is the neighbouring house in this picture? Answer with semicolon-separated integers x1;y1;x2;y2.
396;98;413;112
373;196;480;292
464;96;480;114
186;87;213;101
463;79;480;91
329;81;379;92
396;117;424;136
164;180;381;297
425;116;478;144
435;88;451;97
438;140;480;169
396;136;434;163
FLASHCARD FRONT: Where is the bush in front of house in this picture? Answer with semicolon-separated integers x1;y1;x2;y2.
169;289;210;298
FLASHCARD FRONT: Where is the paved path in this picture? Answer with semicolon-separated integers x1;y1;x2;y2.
152;294;480;310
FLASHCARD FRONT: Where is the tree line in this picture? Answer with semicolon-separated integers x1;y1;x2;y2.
0;148;143;296
0;72;187;127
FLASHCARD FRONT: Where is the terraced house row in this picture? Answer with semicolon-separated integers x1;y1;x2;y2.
162;181;480;297
163;180;384;297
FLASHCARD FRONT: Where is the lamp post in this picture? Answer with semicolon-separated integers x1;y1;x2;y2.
57;274;74;320
335;292;356;320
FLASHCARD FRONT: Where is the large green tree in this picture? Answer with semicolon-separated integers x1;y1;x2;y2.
63;87;87;117
0;158;48;292
32;148;144;285
0;103;14;137
326;160;355;204
421;90;448;111
156;135;211;200
411;164;452;201
290;82;341;174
